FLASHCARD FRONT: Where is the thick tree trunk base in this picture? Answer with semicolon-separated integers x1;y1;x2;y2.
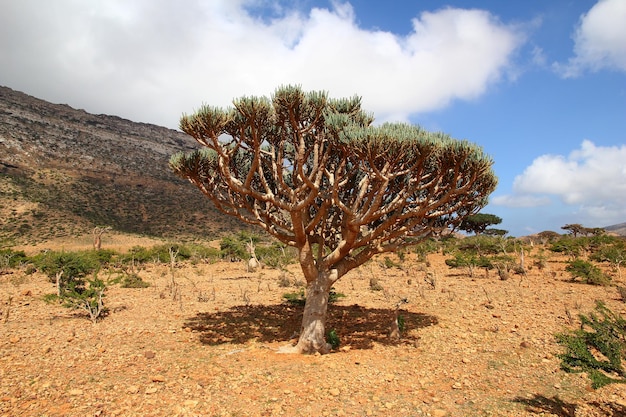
280;269;336;354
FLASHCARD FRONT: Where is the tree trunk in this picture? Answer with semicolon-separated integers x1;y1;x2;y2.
293;269;336;354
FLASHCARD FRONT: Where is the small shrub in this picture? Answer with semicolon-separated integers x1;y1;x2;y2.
31;250;102;291
256;242;297;269
533;255;548;270
282;288;345;306
550;237;587;259
566;259;610;285
277;272;291;288
185;243;221;263
556;301;626;388
120;273;150;288
329;288;346;303
369;277;384;291
282;289;306;306
326;329;340;350
383;256;401;269
120;244;194;265
0;248;29;269
44;273;116;323
219;235;249;261
397;314;406;333
412;238;440;262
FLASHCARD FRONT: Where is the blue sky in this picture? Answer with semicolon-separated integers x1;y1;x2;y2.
1;0;624;236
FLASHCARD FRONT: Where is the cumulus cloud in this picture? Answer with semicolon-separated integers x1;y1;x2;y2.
556;0;626;77
0;0;523;128
493;140;626;225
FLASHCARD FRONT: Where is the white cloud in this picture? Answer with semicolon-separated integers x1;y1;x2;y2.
0;0;523;128
494;140;626;225
556;0;626;77
490;194;551;208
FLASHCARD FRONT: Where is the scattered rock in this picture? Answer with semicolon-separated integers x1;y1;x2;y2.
329;388;340;397
9;336;20;343
151;375;166;383
126;386;140;394
144;351;156;359
20;289;32;297
183;399;198;408
520;341;531;348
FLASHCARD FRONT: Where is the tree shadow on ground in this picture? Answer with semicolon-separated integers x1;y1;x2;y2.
512;395;577;417
512;394;626;417
184;303;438;350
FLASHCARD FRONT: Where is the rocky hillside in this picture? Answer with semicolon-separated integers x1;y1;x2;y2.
605;222;626;237
0;86;236;245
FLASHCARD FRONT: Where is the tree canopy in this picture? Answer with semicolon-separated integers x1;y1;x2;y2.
170;85;497;353
459;213;502;235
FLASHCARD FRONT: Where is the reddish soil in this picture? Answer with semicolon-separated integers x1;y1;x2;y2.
1;237;625;417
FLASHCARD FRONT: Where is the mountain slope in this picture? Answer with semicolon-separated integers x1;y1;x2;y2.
605;222;626;237
0;86;236;245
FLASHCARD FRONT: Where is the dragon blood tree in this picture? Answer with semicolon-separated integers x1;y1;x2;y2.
170;85;497;354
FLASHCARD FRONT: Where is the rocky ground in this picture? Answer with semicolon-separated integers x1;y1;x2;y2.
1;236;626;417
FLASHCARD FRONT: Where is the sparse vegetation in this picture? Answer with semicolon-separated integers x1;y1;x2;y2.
32;250;106;291
556;301;626;388
119;272;150;288
0;248;28;271
44;272;117;323
565;258;610;286
283;288;346;306
326;329;340;350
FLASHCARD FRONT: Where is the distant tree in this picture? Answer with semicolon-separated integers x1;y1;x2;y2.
459;213;502;235
587;227;606;236
92;226;111;251
561;224;585;237
536;230;560;244
483;228;508;237
170;85;497;354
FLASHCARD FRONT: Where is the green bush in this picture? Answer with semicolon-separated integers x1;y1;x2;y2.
120;272;150;288
556;301;626;388
120;243;199;265
457;235;503;255
566;259;610;285
0;248;29;269
412;238;440;262
383;256;402;269
282;288;345;306
31;250;104;291
219;236;248;261
445;252;492;275
44;273;117;323
550;236;588;258
185;243;222;263
256;242;297;269
326;329;340;350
